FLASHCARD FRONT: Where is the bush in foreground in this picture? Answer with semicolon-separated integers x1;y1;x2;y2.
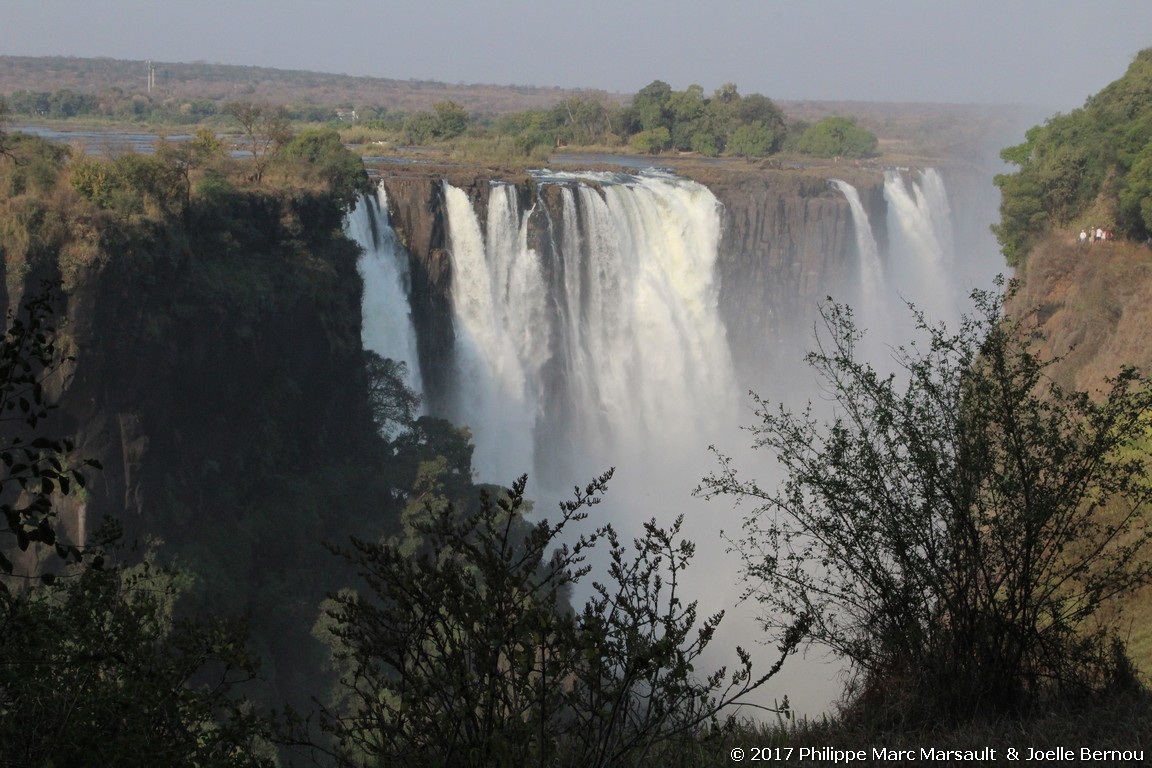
700;280;1152;725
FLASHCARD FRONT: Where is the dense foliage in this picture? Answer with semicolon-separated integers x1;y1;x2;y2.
4;86;314;125
994;47;1152;264
700;284;1152;724
0;536;274;767
793;116;879;159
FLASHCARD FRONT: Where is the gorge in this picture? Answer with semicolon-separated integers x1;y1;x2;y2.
1;145;1006;713
345;160;1005;712
5;40;1151;758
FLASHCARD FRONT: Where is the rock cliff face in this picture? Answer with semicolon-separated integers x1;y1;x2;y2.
1005;234;1152;673
376;163;887;392
5;192;375;560
1008;235;1152;391
30;163;893;526
378;172;478;408
707;167;884;382
2;191;384;704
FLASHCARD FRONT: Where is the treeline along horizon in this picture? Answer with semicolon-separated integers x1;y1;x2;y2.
2;74;879;161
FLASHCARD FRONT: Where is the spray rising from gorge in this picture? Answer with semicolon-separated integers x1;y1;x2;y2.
346;165;997;713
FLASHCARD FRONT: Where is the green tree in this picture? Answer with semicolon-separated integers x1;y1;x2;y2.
402;111;439;145
45;89;98;119
629;127;671;155
223;101;293;183
712;82;740;105
365;352;421;440
690;131;721;157
0;531;274;767
152;128;229;216
552;96;612;146
632;80;673;133
1117;141;1152;237
69;152;187;218
666;85;709;151
1;131;70;198
707;82;742;140
497;108;559;155
994;48;1152;259
737;94;784;130
726;124;775;158
433;100;470;139
780;119;809;153
312;472;797;767
795;116;878;158
277;127;372;211
699;282;1152;724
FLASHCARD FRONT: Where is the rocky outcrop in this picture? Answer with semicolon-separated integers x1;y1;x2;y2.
2;191;387;707
6;193;376;554
377;176;455;408
1009;235;1152;391
378;168;545;408
707;167;883;382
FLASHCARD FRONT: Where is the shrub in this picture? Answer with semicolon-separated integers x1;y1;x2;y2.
699;281;1152;724
312;472;799;767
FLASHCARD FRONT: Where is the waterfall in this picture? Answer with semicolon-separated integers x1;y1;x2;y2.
347;168;963;483
441;171;737;490
441;182;543;482
884;168;957;325
346;182;423;400
348;165;987;717
830;179;887;337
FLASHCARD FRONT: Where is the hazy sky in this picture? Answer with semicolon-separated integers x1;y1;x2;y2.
2;1;1148;111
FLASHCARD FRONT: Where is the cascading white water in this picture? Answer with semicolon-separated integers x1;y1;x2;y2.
346;182;423;404
572;173;735;463
350;165;990;717
830;179;887;338
442;171;737;490
349;167;960;495
884;168;957;325
442;182;546;482
441;169;752;704
918;168;955;257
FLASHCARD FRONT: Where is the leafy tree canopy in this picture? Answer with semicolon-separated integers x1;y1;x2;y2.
277;127;373;210
726;123;776;158
615;80;785;157
0;533;275;767
994;47;1152;264
794;116;879;159
433;100;470;139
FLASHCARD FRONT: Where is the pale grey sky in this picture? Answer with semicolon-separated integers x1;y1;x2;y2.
2;0;1148;111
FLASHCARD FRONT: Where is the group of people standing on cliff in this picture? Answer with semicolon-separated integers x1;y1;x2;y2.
1080;226;1114;244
